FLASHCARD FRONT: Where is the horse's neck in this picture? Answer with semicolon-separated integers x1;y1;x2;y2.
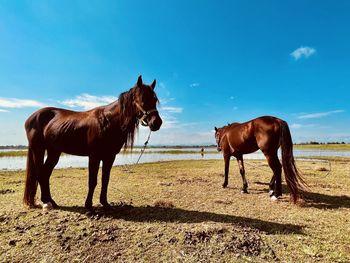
104;100;137;131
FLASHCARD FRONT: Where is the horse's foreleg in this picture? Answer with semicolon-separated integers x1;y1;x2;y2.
223;155;230;188
100;155;116;209
237;156;248;193
85;157;100;211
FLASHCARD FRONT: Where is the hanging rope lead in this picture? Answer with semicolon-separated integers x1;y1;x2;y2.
135;129;152;165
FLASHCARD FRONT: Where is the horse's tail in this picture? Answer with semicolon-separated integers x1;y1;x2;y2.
23;146;38;207
280;121;306;203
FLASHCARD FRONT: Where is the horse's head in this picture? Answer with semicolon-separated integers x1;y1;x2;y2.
133;76;162;131
214;126;223;152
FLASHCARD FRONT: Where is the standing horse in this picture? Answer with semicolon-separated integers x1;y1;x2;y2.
23;76;162;211
214;116;305;203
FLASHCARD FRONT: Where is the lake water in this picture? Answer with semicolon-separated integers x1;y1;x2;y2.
0;147;349;171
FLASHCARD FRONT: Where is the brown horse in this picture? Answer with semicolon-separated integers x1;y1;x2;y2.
214;116;305;203
23;76;162;211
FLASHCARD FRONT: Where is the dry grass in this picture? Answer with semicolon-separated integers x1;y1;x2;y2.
0;159;349;262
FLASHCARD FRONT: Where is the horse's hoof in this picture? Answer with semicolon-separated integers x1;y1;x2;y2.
270;196;279;201
42;202;53;211
50;200;59;209
222;183;228;188
85;210;95;217
269;190;274;196
241;190;249;194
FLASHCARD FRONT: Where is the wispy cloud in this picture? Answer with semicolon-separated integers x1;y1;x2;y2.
297;110;344;119
0;109;9;113
189;83;200;88
290;123;316;129
0;97;45;109
158;96;184;129
157;114;179;129
60;94;117;110
290;46;316;60
161;106;183;113
159;108;183;129
159;97;175;105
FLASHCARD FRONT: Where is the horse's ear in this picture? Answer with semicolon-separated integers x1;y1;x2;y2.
214;127;218;132
137;75;143;86
150;79;156;90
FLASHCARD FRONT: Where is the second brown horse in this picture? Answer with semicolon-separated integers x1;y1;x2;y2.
215;116;305;203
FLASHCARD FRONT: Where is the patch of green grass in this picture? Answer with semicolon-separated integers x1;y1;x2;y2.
0;159;349;262
0;151;28;157
294;143;350;151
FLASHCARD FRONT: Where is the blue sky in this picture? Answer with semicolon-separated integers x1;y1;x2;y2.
0;1;349;145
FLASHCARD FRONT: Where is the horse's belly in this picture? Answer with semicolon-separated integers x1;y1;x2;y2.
62;148;89;156
233;143;259;155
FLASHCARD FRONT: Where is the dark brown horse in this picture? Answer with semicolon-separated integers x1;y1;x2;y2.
215;116;305;203
23;76;162;211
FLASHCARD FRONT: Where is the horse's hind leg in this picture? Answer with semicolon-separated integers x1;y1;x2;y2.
39;150;60;208
85;156;101;211
236;156;248;193
265;153;282;198
30;145;45;206
268;175;275;196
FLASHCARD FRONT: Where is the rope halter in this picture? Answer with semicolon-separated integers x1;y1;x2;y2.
134;102;158;127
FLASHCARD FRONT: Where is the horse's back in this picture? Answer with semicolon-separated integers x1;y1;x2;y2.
251;116;284;133
25;107;89;146
222;116;284;155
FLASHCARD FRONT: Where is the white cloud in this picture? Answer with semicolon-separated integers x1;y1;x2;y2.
157;97;184;128
60;94;117;110
161;106;183;113
159;97;175;105
297;110;344;119
189;83;200;88
290;123;315;129
0;97;45;108
0;109;9;113
290;46;316;60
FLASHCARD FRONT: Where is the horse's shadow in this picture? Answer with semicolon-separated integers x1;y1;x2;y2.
254;181;350;209
59;204;304;235
302;191;350;209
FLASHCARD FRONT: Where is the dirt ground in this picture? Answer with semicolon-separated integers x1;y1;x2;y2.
0;159;349;262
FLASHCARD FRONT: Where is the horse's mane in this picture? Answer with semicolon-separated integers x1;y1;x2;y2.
118;87;138;151
221;122;240;131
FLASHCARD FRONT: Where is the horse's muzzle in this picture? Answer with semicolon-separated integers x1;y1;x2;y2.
149;115;162;131
217;146;222;152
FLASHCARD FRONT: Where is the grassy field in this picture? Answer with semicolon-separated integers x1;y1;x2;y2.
0;159;349;262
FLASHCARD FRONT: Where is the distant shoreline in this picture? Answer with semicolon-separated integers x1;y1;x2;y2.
1;143;349;150
0;144;350;158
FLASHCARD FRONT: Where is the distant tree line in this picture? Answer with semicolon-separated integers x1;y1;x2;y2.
296;141;347;145
0;145;27;149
